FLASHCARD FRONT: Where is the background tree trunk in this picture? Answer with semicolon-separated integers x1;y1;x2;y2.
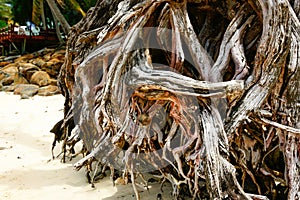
53;0;300;199
45;0;70;35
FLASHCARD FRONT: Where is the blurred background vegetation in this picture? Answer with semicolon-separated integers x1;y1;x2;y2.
0;0;12;28
0;0;97;29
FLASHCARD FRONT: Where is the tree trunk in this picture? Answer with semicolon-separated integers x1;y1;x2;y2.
32;0;46;30
40;0;46;30
45;0;70;35
52;0;300;199
52;12;64;44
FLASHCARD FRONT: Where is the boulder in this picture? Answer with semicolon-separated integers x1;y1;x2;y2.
0;61;11;68
49;79;58;86
0;49;64;95
2;84;17;92
13;72;29;85
0;65;18;85
1;63;19;72
18;63;40;81
13;84;39;99
38;85;61;96
1;77;14;86
41;58;63;77
36;48;55;57
30;71;51;87
14;54;35;63
0;71;5;81
30;57;46;68
50;50;65;60
43;53;52;61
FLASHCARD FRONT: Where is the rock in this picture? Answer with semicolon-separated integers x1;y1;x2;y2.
38;85;61;96
1;63;19;72
13;84;39;98
18;63;40;81
0;65;18;85
30;71;51;87
14;54;35;63
13;72;29;85
0;61;11;68
2;84;17;92
1;77;14;86
0;49;64;96
49;79;58;86
50;50;65;60
43;53;52;61
0;55;20;62
30;57;46;68
0;71;5;81
36;48;55;56
41;58;63;77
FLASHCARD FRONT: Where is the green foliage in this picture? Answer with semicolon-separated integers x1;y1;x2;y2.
68;0;85;16
11;0;32;24
11;0;97;27
61;0;97;26
0;0;13;20
0;19;7;28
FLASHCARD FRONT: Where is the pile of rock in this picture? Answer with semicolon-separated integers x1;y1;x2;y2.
0;48;65;98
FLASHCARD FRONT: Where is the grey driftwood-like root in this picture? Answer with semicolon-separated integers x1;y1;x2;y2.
52;0;300;199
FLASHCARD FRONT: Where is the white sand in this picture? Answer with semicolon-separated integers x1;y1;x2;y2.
0;92;173;200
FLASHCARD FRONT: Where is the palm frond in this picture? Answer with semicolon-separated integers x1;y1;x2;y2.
55;0;66;8
67;0;85;16
0;0;12;20
32;0;43;25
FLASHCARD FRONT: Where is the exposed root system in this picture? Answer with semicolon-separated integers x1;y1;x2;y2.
51;0;300;199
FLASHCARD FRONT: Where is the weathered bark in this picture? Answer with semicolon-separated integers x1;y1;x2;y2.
52;0;300;199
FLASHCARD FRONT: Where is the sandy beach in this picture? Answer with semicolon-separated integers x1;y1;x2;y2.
0;92;173;200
